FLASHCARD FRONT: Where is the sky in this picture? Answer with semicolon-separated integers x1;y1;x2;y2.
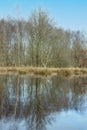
0;0;87;31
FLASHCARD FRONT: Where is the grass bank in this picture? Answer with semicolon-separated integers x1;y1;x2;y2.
0;67;87;76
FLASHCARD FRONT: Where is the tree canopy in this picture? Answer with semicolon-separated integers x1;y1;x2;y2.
0;9;87;67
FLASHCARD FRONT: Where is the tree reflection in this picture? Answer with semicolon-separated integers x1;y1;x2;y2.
0;75;87;130
70;76;87;112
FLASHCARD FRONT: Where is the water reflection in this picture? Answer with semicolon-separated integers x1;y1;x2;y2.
0;75;87;130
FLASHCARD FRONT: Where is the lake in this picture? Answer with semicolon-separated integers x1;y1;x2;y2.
0;75;87;130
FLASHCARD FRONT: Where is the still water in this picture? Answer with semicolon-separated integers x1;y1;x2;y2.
0;75;87;130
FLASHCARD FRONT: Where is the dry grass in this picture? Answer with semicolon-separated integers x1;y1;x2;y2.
0;67;87;76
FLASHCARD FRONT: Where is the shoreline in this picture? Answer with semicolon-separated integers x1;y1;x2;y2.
0;67;87;76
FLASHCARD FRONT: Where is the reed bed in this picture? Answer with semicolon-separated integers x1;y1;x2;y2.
0;67;87;76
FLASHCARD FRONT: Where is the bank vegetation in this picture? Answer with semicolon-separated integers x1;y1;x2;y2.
0;8;87;76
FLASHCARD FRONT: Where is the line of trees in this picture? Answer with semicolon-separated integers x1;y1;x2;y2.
0;8;87;67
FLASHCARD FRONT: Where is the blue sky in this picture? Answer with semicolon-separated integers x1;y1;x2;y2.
0;0;87;31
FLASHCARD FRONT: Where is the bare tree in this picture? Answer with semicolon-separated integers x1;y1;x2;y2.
26;8;54;67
